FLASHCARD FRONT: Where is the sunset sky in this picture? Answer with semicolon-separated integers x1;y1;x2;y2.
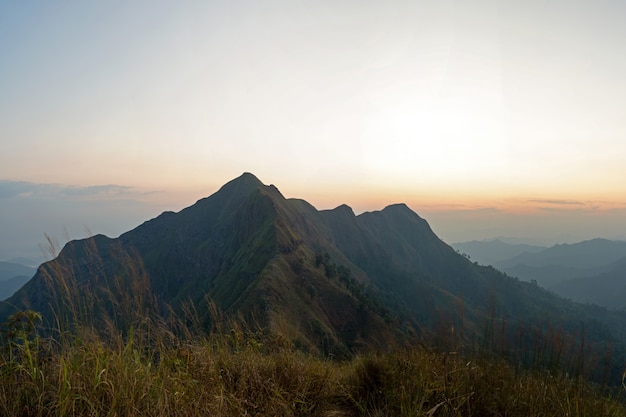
2;1;626;259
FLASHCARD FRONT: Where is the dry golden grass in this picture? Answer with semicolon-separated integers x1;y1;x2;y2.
1;318;626;417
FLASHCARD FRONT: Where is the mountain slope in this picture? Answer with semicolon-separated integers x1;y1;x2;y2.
551;257;626;308
451;240;546;266
497;238;626;269
1;174;402;355
495;239;626;288
3;173;626;381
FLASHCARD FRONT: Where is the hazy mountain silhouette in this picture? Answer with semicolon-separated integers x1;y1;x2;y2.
0;275;31;301
0;260;35;281
495;238;626;288
551;257;626;309
3;173;626;380
0;260;35;300
451;239;546;266
497;238;626;269
4;257;41;268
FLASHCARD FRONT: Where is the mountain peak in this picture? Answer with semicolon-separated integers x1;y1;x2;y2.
230;172;264;186
211;172;264;199
383;203;411;211
382;203;423;219
332;204;355;215
5;174;626;384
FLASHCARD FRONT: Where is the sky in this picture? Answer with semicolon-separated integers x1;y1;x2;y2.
2;1;626;260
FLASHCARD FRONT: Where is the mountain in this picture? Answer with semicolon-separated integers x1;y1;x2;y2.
551;257;626;309
451;239;545;266
3;173;626;382
456;237;626;309
497;238;626;269
0;260;36;300
500;264;606;289
2;173;402;355
3;257;41;268
495;239;626;288
0;275;31;301
0;260;36;281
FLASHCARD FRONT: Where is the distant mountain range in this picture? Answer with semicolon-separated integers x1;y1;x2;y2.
551;257;626;309
3;257;41;268
0;260;36;301
0;260;35;280
454;238;626;308
496;238;626;270
451;240;546;266
3;173;626;382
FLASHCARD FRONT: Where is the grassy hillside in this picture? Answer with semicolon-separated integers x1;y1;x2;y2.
5;173;626;386
1;309;625;417
1;249;625;416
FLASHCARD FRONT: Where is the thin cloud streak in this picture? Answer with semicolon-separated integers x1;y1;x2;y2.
0;180;151;201
527;199;585;206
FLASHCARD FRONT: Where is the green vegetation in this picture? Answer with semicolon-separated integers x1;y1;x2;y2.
3;173;626;415
0;241;623;417
0;238;624;416
6;172;626;380
1;309;625;417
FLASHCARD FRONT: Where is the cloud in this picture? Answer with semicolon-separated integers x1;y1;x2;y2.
527;199;585;206
534;206;595;213
525;198;626;213
0;181;40;199
0;181;138;200
415;202;503;213
60;184;133;197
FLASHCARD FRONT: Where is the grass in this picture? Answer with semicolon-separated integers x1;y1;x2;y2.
1;316;626;417
1;240;625;416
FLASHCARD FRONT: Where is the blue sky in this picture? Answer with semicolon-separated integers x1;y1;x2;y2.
2;1;626;258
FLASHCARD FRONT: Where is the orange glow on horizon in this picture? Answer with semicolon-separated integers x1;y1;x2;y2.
276;181;626;216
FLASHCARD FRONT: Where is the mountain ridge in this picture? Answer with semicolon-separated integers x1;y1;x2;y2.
497;238;626;269
3;173;626;381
